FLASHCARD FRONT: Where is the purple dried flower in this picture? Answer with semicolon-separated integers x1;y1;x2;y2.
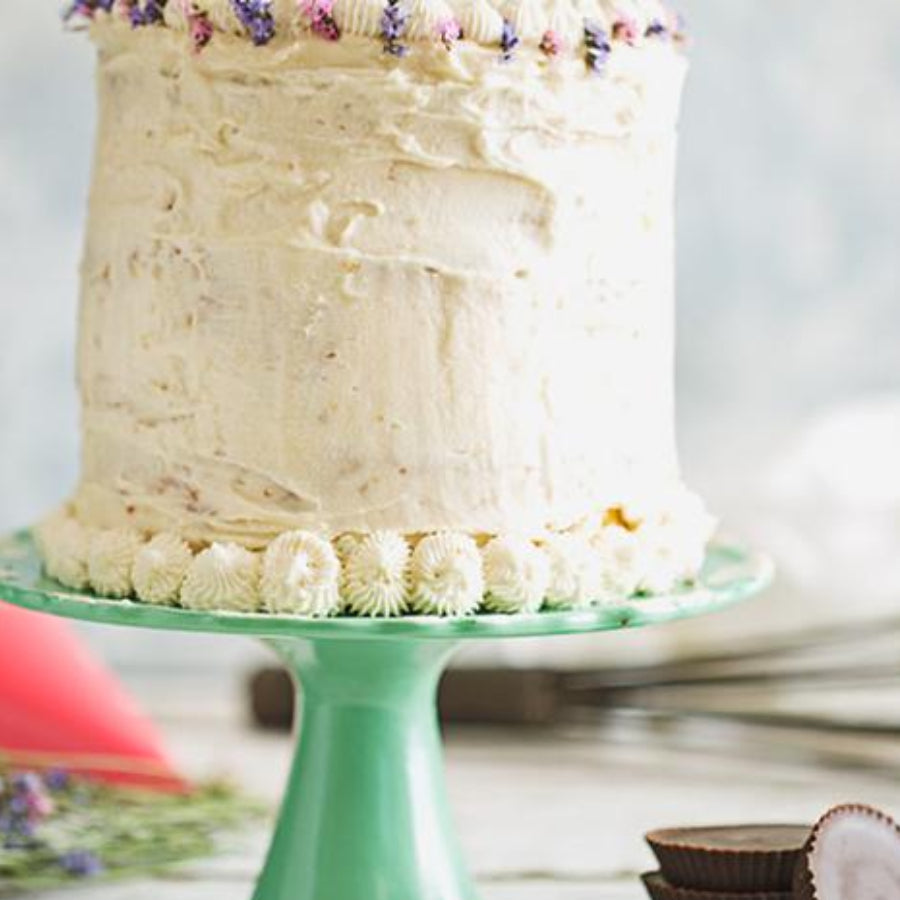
128;0;168;28
583;19;611;74
44;769;70;792
59;850;105;878
380;0;409;57
644;18;667;38
499;19;518;62
230;0;276;45
63;0;114;23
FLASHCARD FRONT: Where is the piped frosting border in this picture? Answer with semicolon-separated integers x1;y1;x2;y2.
34;489;716;618
63;0;687;64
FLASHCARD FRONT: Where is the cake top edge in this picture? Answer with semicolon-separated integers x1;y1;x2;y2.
64;0;687;62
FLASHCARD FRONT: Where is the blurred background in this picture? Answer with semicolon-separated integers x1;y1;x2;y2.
1;1;900;763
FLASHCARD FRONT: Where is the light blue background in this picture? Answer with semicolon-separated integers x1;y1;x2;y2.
1;2;898;667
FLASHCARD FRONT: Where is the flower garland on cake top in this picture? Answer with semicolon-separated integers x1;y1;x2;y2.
63;0;687;68
34;490;715;619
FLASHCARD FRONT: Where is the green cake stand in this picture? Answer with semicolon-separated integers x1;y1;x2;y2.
0;530;770;900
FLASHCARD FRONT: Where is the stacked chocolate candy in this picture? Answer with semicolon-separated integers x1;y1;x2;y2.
643;805;900;899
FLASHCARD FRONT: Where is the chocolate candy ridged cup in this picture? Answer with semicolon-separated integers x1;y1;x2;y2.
641;871;793;900
645;824;811;893
793;804;900;900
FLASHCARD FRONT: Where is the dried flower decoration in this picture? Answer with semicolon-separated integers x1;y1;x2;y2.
230;0;276;45
300;0;341;41
499;19;518;62
644;18;667;38
179;0;214;50
63;0;114;23
583;19;611;73
128;0;168;28
611;15;638;45
436;17;461;50
539;29;561;56
670;9;688;44
381;0;409;57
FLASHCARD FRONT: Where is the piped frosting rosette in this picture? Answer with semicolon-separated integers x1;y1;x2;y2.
32;488;716;618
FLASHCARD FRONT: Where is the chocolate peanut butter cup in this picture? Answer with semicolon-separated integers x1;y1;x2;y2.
641;871;792;900
793;804;900;900
645;823;810;892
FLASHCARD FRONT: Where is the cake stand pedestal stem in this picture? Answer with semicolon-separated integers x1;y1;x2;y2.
255;635;476;900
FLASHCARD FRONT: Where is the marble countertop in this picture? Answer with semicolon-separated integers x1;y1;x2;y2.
21;673;899;900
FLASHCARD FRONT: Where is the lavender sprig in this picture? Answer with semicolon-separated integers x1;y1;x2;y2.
644;18;667;38
583;19;611;74
59;850;105;878
230;0;276;46
499;19;518;62
380;0;409;57
129;0;168;28
63;0;114;24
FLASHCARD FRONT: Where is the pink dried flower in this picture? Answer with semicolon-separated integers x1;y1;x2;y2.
300;0;341;40
436;17;461;49
611;16;638;45
539;29;562;56
180;0;214;51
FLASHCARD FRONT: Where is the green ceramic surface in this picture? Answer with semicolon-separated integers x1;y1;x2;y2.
0;530;771;900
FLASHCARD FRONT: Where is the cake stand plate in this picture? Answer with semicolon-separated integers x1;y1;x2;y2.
0;531;771;900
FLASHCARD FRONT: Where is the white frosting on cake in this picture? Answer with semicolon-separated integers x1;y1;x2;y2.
87;528;144;597
35;513;92;591
36;495;713;611
481;536;550;613
409;532;483;615
133;531;194;604
261;530;342;615
181;542;261;610
542;532;604;609
342;531;411;616
71;22;689;551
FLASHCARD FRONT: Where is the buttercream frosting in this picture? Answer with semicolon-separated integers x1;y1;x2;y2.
542;532;604;609
87;529;144;598
180;542;261;610
133;531;194;604
481;536;550;614
35;514;92;592
342;530;410;616
409;532;483;616
71;22;688;549
261;530;341;616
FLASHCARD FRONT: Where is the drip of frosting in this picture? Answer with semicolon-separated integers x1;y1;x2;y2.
35;514;91;592
88;529;144;598
542;533;604;609
342;531;410;617
261;530;341;616
133;532;193;604
481;536;550;614
409;532;483;616
181;542;261;611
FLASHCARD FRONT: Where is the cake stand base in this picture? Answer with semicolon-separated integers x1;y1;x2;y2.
258;637;472;900
0;533;771;900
